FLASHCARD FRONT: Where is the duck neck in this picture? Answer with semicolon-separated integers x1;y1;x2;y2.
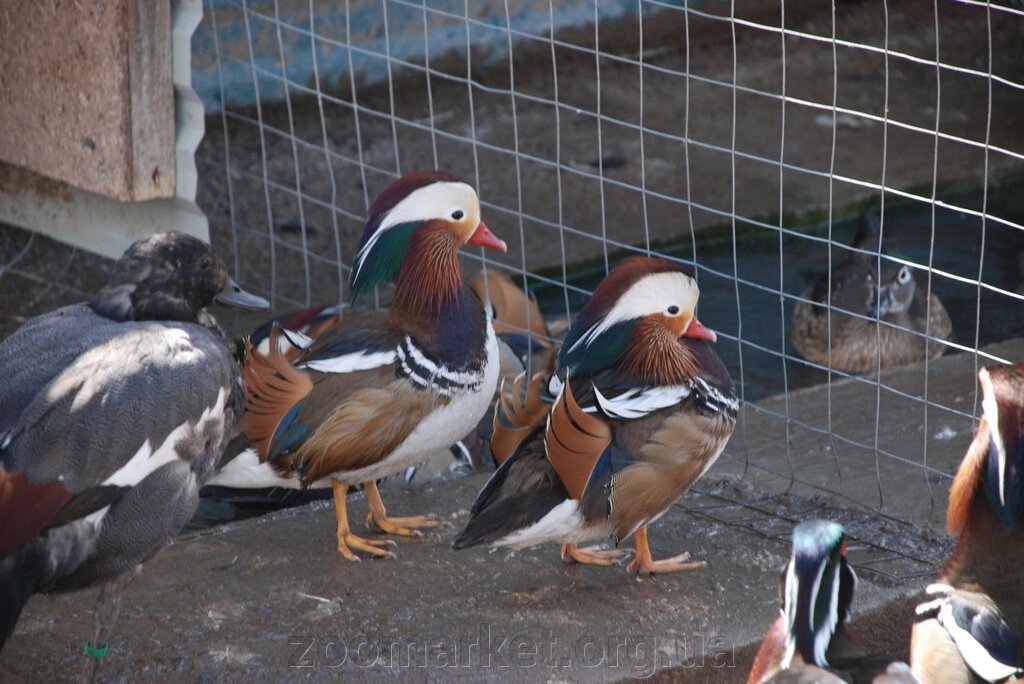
392;226;463;317
621;320;698;385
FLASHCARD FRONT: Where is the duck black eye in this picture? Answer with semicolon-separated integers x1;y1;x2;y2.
196;255;211;271
667;305;680;315
451;210;464;220
898;266;911;284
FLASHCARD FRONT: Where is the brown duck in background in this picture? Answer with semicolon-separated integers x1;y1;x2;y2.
748;520;919;683
235;171;508;561
468;270;557;467
790;210;952;373
454;257;737;574
469;270;554;372
910;365;1024;683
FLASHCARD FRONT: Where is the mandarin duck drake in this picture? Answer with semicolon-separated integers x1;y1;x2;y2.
910;365;1024;683
235;171;507;561
453;256;737;574
790;210;952;373
207;300;475;493
748;521;919;683
0;233;267;669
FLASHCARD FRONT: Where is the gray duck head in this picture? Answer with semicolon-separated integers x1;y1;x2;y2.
90;232;268;323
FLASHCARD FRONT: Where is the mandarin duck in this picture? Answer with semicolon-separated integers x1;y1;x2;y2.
0;233;267;673
910;365;1024;683
748;520;919;683
235;171;507;561
453;256;737;574
791;210;952;373
207;300;475;493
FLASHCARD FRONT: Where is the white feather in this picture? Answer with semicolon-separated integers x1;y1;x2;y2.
492;499;587;549
206;448;303;489
103;387;228;489
979;368;1007;506
593;384;691;420
781;559;798;668
937;601;1022;681
302;350;397;374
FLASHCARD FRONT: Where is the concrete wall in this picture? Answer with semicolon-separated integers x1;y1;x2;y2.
0;1;175;202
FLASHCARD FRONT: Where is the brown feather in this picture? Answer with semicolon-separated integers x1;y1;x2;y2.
947;418;989;536
491;371;548;465
545;378;611;500
394;221;462;316
469;271;551;345
296;380;443;485
239;326;314;461
0;468;71;560
622;316;700;385
748;616;789;684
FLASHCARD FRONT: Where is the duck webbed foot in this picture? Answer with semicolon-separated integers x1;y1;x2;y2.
560;543;632;567
363;481;441;537
332;481;396;561
626;527;706;575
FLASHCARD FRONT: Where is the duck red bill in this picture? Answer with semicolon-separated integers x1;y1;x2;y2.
684;317;717;342
468;221;508;252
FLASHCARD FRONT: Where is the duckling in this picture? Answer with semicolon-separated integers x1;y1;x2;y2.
0;232;267;674
748;520;919;683
791;211;952;373
910;364;1024;683
453;256;737;574
237;171;507;561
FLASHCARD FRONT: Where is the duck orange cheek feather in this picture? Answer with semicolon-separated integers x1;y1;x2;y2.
468;221;508;252
684;317;717;342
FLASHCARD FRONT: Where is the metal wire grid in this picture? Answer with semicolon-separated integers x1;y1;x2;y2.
679;480;950;584
191;0;1024;539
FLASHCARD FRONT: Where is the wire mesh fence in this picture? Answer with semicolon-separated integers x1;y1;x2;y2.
6;0;1017;578
186;0;1024;554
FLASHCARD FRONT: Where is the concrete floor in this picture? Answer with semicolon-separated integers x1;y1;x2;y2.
4;340;1009;682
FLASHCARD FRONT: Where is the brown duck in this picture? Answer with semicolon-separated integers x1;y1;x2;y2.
791;211;952;373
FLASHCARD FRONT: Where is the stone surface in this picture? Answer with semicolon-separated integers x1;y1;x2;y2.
5;342;1013;681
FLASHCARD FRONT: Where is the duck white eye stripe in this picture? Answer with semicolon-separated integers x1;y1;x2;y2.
979;369;1008;506
353;181;478;284
567;271;699;353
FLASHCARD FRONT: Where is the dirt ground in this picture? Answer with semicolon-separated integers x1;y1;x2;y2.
194;0;1024;308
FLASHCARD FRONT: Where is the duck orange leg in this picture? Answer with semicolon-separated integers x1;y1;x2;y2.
332;481;395;561
561;543;632;566
626;527;706;575
364;481;440;537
